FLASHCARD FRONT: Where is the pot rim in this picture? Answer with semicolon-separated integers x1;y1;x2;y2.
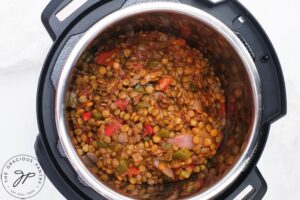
55;2;262;200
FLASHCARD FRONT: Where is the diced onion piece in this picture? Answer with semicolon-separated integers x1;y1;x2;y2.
82;155;95;168
86;153;99;163
118;134;128;143
167;134;194;149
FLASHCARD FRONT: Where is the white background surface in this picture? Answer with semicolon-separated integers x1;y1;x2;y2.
0;0;299;199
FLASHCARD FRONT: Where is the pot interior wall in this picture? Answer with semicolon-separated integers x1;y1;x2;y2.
68;11;255;199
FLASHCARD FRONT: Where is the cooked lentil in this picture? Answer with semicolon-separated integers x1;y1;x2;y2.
66;31;226;185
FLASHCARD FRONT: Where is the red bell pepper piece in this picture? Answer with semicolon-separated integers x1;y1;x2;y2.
115;99;128;111
104;121;122;136
186;164;195;172
96;49;116;65
144;123;154;135
128;167;140;177
173;39;186;47
82;112;92;121
159;76;173;90
104;125;115;136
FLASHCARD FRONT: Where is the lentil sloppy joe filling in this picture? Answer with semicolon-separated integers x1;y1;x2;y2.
66;31;226;185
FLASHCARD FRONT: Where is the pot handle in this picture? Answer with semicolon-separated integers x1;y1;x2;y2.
42;0;226;41
229;0;287;125
224;167;267;200
41;0;126;41
34;135;88;200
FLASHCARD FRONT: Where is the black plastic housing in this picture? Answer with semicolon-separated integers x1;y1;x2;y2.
35;0;286;199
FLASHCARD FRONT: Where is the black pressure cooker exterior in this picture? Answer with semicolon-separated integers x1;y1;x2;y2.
35;0;286;199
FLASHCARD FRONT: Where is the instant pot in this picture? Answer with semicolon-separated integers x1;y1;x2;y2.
35;0;286;199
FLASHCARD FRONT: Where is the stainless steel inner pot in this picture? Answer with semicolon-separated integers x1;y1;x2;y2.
55;2;261;200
